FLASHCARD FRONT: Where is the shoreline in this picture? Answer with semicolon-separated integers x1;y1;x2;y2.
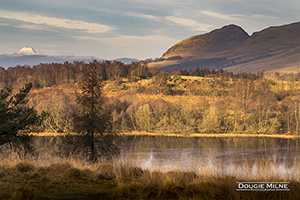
31;131;299;139
121;131;298;139
1;160;299;200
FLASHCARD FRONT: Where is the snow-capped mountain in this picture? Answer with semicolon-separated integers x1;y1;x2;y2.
12;47;46;56
0;47;139;68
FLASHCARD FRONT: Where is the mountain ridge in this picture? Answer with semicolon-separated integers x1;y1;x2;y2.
150;22;300;73
0;47;140;68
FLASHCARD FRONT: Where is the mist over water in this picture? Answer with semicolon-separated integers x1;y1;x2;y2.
120;136;300;180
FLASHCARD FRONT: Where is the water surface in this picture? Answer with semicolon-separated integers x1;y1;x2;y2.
120;136;300;180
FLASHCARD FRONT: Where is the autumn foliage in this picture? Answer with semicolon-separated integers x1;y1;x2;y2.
1;61;299;135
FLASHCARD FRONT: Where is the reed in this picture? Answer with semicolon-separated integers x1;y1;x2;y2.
0;135;299;199
0;151;299;199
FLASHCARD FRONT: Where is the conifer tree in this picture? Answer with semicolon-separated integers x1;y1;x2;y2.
0;83;46;156
73;62;120;160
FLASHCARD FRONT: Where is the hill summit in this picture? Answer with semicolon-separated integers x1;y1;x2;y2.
163;25;250;57
150;22;300;73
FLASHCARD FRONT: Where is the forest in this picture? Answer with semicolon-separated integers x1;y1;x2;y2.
1;60;300;199
0;60;300;135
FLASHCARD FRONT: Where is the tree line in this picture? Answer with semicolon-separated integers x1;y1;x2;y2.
0;60;154;89
1;61;300;138
1;60;289;90
27;74;300;135
1;63;119;160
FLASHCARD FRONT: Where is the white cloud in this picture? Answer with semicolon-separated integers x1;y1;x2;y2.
125;12;161;21
0;9;111;33
165;16;212;31
202;11;280;22
202;11;239;21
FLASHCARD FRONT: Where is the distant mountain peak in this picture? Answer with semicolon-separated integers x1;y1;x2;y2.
12;47;46;56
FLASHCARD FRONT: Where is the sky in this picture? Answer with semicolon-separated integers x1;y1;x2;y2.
0;0;299;60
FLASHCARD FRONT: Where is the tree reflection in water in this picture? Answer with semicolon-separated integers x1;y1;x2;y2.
120;136;300;181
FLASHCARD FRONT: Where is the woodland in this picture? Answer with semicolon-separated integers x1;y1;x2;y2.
0;60;300;136
1;60;300;199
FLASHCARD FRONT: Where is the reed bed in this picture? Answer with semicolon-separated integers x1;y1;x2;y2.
0;149;299;200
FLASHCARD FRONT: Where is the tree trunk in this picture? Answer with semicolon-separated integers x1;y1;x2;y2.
294;101;298;136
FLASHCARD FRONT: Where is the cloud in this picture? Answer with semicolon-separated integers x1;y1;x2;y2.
202;11;239;21
165;16;212;31
0;9;111;33
232;13;281;20
125;12;161;21
17;24;53;32
75;34;178;46
0;23;9;26
251;14;280;20
129;4;156;10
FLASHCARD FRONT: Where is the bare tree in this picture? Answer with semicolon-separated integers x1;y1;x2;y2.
287;97;300;135
230;78;255;114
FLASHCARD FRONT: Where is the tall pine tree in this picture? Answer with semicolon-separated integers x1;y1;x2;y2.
73;62;120;161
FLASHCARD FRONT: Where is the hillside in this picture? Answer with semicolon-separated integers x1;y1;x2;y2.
149;22;300;73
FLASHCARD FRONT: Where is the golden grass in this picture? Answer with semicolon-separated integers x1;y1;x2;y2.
0;154;299;200
31;131;299;139
0;160;116;200
121;131;299;139
2;134;298;199
29;132;78;137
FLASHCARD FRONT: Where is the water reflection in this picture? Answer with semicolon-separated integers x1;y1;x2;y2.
5;135;297;180
120;136;300;180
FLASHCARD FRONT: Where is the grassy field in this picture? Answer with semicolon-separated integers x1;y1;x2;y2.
0;150;299;200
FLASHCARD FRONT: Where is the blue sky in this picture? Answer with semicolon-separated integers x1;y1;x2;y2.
0;0;299;60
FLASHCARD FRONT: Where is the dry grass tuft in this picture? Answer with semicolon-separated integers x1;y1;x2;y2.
14;162;35;173
0;135;299;200
0;157;299;200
